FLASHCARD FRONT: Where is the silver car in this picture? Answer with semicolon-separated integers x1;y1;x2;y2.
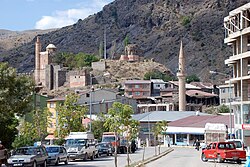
7;146;48;167
45;145;69;165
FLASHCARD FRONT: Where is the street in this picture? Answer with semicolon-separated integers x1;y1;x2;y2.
146;147;245;167
55;146;169;167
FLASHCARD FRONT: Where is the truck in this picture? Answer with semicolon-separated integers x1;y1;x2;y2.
204;123;228;144
65;132;96;161
201;141;246;164
101;132;129;154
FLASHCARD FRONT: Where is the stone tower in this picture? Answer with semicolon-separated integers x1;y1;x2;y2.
34;36;57;86
34;36;41;84
177;41;186;111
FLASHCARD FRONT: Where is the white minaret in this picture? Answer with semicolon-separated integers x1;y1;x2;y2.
177;41;186;111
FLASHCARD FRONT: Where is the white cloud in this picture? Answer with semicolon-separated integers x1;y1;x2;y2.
35;0;112;30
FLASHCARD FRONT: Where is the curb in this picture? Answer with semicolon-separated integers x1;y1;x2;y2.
129;148;174;167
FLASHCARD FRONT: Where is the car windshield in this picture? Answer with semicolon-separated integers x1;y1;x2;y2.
65;139;86;146
46;147;59;153
14;148;36;155
102;136;115;143
99;143;111;148
218;143;235;149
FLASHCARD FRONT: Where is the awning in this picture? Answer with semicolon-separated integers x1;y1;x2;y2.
166;126;205;135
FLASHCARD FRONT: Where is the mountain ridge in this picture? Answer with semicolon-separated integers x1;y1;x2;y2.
0;0;248;81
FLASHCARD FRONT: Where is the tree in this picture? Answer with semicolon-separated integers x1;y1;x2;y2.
12;108;50;148
144;70;176;81
123;35;129;55
153;120;168;155
91;113;109;141
0;62;34;148
104;102;137;167
186;74;200;83
218;104;230;113
55;93;87;138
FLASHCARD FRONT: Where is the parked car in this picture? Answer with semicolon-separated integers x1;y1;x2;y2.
96;143;113;156
7;146;48;167
45;145;69;165
201;142;246;164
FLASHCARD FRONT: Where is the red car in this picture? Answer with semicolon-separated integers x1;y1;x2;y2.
201;142;246;164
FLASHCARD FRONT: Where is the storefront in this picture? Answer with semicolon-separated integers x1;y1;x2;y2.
166;127;204;146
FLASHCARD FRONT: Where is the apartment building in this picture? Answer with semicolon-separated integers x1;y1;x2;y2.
124;80;151;99
224;2;250;144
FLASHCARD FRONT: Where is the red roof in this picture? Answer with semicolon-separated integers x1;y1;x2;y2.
169;115;233;128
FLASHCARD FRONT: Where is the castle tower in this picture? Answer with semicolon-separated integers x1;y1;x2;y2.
177;41;186;111
34;36;41;84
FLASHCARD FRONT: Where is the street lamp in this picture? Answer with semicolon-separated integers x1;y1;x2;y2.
89;72;110;132
209;70;233;139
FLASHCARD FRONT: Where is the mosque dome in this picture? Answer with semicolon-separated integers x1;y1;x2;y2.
46;44;56;50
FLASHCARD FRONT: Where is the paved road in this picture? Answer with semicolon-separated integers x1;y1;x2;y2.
146;147;245;167
55;146;169;167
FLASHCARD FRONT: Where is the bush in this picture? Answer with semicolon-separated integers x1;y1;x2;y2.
181;16;191;26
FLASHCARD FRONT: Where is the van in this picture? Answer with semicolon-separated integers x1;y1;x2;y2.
65;132;96;161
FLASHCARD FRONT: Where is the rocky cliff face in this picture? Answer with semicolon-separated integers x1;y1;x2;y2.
0;0;249;81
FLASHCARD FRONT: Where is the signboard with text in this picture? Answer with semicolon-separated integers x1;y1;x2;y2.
242;124;250;130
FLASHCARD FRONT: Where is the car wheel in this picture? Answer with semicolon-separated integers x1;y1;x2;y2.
83;153;88;161
201;153;208;162
32;161;37;167
95;153;99;158
55;158;59;165
216;154;223;163
64;157;69;165
237;159;242;164
43;160;47;167
91;152;95;160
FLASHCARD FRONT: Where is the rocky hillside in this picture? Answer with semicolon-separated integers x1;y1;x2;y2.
0;0;249;81
0;29;56;53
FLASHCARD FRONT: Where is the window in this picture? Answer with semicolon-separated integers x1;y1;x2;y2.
135;85;140;88
221;99;226;104
156;84;160;87
143;92;148;96
128;85;132;88
221;88;225;93
135;92;140;96
128;92;132;96
50;102;55;108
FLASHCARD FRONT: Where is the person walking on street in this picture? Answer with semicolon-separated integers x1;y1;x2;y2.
195;139;200;151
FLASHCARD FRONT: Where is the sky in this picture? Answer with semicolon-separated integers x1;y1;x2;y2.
1;0;113;31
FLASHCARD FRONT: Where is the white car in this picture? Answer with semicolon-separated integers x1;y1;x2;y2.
225;139;245;150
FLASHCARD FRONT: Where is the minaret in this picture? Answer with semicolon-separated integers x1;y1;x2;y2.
34;35;41;84
177;41;186;111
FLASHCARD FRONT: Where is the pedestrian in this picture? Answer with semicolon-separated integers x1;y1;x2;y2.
195;139;200;151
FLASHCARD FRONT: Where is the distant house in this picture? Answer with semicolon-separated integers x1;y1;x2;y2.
218;84;235;105
150;79;167;96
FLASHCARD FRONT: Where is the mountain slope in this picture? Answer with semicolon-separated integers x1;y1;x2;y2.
0;0;248;80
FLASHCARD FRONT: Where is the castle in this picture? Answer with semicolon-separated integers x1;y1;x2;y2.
34;36;87;90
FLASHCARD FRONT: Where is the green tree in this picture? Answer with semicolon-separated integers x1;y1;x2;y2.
123;35;129;55
12;108;50;148
91;113;109;141
153;120;168;155
0;62;34;148
56;93;87;138
186;74;200;83
144;70;176;81
104;102;138;167
218;104;230;113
